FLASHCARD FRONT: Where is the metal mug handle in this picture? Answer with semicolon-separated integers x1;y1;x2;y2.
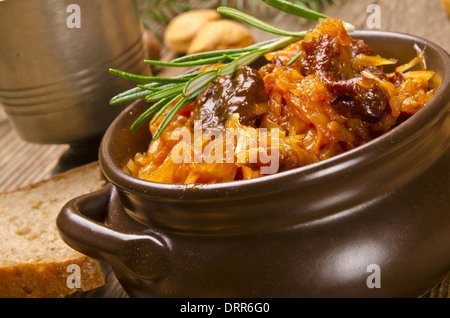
57;184;169;280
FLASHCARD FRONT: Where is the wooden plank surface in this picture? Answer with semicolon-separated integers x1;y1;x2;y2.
0;0;449;298
243;0;450;52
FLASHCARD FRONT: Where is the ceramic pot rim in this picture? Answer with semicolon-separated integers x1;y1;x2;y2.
100;30;450;201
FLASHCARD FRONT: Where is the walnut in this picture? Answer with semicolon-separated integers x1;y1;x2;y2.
187;20;255;55
164;9;221;53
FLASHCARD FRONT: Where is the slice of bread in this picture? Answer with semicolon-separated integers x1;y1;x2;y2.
0;162;106;298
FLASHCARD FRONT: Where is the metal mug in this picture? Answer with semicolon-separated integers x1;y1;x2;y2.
0;0;149;144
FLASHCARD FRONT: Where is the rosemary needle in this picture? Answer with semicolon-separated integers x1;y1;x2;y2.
152;96;196;139
109;73;198;105
131;97;171;130
262;0;328;21
109;68;189;83
287;51;303;66
216;6;306;37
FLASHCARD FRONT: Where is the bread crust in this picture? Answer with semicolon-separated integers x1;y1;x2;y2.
0;162;106;298
0;257;105;298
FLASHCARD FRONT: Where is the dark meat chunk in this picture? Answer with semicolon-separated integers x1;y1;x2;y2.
350;38;375;57
300;34;378;79
298;33;389;123
191;66;268;130
300;34;354;81
388;71;405;87
329;77;388;122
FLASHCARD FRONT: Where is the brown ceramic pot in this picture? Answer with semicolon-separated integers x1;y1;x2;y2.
57;31;450;298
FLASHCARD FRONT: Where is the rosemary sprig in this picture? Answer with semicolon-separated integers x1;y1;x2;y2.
110;0;354;139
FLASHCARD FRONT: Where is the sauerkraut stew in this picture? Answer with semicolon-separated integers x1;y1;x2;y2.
126;19;437;184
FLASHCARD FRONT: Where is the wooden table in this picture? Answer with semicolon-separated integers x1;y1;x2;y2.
0;0;448;298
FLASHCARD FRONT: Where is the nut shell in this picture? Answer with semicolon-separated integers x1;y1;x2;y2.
164;9;221;53
187;20;255;55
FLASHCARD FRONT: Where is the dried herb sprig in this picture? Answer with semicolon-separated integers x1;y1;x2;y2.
110;0;354;140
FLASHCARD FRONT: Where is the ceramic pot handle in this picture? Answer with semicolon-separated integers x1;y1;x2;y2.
56;184;169;280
